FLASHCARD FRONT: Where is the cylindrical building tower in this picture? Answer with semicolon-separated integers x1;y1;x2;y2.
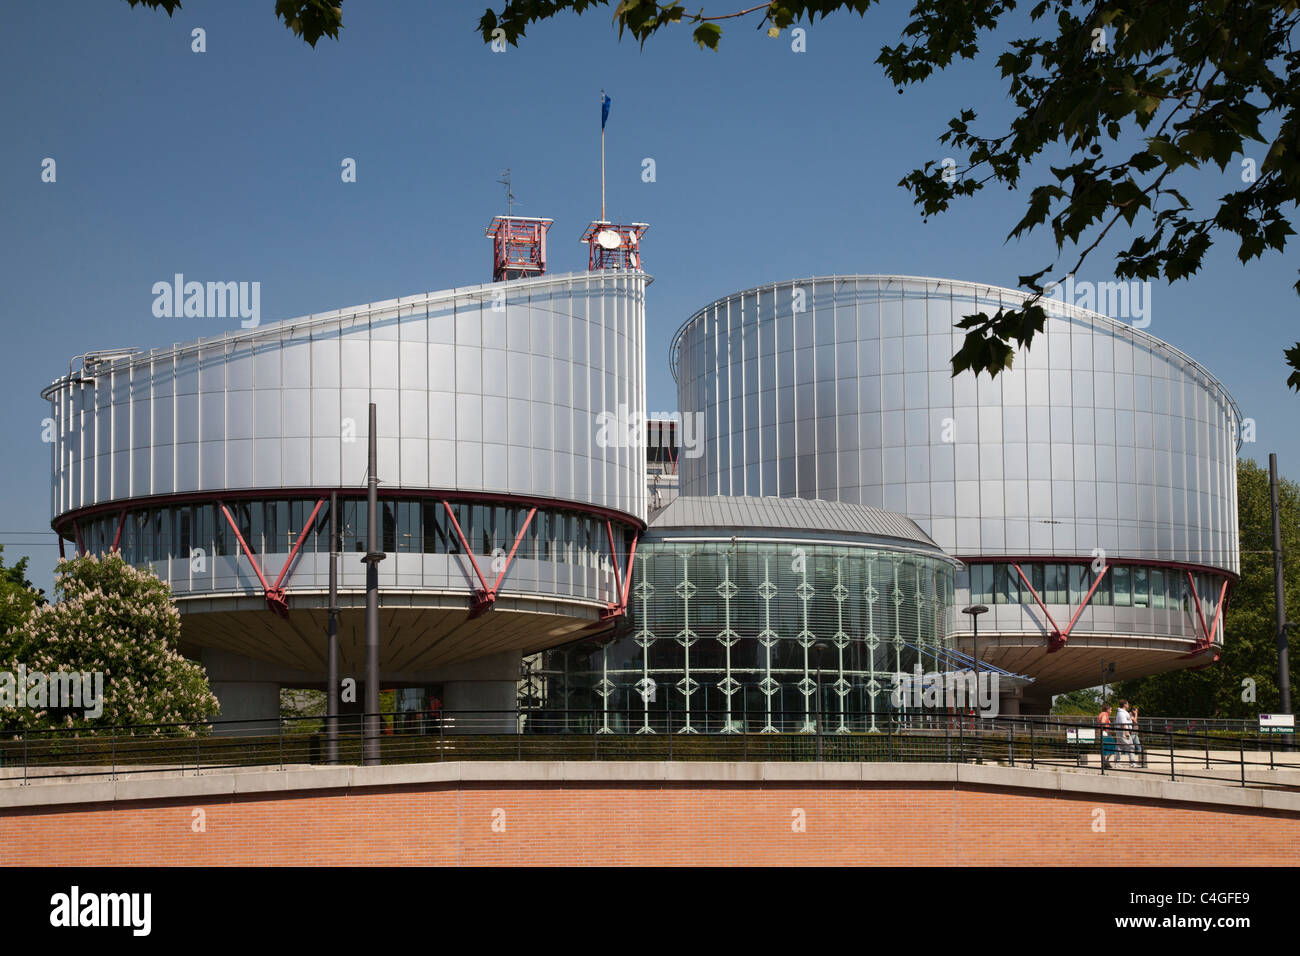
43;270;649;723
672;275;1242;709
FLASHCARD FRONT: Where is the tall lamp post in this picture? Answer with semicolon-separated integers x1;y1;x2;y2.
961;606;988;764
1285;622;1298;748
961;604;989;697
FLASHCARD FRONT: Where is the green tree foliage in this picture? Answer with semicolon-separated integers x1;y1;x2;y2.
1114;458;1300;718
1;553;218;734
476;1;1300;389
1051;687;1103;715
122;0;344;47
0;546;45;641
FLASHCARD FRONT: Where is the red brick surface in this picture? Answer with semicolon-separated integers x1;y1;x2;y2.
2;782;1295;866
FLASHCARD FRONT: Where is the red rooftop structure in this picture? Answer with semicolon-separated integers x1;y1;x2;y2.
581;221;648;271
486;215;553;281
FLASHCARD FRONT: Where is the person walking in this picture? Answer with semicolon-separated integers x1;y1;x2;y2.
1130;703;1144;766
1115;699;1137;766
1098;703;1113;769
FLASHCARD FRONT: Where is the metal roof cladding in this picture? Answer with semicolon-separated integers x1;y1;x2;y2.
648;495;950;555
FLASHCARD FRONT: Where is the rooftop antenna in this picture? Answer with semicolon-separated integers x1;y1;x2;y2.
600;90;610;220
497;168;517;215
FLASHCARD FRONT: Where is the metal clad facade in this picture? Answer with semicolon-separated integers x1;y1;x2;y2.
49;272;647;523
673;275;1240;575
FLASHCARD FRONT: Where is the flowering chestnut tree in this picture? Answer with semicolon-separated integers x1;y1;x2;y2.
1;553;218;735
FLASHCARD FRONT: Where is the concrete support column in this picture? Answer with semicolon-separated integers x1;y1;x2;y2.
440;681;518;734
209;682;280;735
430;649;523;734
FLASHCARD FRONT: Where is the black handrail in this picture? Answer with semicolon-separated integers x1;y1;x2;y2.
0;708;1294;792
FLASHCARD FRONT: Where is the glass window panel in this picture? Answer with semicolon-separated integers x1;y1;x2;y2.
1132;566;1149;607
1069;564;1088;605
1031;563;1045;599
1112;565;1132;606
994;564;1019;605
1045;564;1067;604
381;502;397;553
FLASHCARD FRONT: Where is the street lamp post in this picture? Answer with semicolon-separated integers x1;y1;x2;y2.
1284;622;1298;749
962;605;988;764
961;604;989;688
1101;660;1116;703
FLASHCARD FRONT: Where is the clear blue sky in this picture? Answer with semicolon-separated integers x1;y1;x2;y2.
2;1;1296;595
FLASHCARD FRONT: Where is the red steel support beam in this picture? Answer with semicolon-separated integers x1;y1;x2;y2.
109;510;127;553
605;520;624;610
58;532;65;560
442;501;493;615
72;521;84;557
1057;564;1112;651
1011;563;1062;636
621;532;639;611
1183;572;1230;659
600;523;639;620
219;502;273;592
220;500;325;617
1011;562;1110;653
442;503;537;618
488;507;537;595
1187;571;1212;647
262;498;325;616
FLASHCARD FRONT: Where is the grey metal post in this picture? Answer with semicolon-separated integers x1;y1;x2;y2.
1270;454;1291;721
327;491;339;766
962;605;988;762
814;642;825;761
362;403;384;766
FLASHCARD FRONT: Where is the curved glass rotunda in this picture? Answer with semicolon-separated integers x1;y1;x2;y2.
522;496;1012;733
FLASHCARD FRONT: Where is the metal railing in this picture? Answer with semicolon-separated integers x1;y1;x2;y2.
0;709;1294;790
1046;714;1263;735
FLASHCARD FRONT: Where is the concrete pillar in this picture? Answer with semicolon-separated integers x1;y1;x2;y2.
440;680;518;734
199;647;316;735
209;681;280;735
430;649;522;734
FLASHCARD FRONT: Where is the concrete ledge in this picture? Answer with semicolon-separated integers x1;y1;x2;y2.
114;773;238;803
0;761;1295;815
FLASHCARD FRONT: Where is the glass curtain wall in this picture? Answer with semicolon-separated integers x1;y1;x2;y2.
532;540;957;734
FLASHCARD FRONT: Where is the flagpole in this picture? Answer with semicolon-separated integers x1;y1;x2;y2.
600;89;606;221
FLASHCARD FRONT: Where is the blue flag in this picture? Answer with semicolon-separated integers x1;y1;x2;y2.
602;95;611;130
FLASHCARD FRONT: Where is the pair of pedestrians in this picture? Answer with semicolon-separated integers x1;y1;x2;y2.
1098;700;1142;767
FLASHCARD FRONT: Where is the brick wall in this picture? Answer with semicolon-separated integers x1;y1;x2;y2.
3;781;1297;865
